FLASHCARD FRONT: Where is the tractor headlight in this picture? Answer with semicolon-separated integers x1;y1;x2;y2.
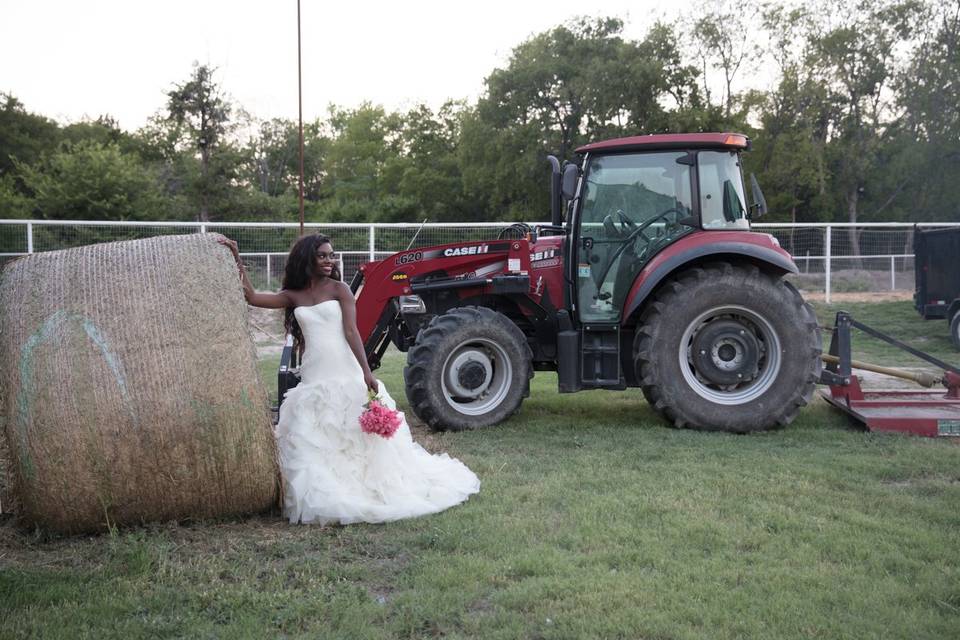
399;295;426;314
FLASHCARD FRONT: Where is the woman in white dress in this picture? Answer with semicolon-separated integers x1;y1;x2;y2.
217;233;480;524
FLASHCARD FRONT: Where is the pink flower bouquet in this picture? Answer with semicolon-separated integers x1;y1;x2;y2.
359;390;402;439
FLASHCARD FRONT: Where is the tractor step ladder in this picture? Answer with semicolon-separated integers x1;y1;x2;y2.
580;324;626;389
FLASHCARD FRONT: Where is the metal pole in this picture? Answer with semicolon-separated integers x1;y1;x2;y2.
297;0;305;237
825;225;832;304
369;225;376;262
266;253;272;289
26;222;33;254
890;255;895;291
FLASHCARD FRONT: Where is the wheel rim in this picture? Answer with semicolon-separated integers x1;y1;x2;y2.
441;338;513;416
678;305;782;405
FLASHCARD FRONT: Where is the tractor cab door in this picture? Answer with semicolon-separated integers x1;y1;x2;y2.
571;151;696;387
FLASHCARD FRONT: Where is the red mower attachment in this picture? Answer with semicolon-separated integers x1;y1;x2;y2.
820;312;960;437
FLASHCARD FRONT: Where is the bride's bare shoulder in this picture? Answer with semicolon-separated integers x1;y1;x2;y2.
332;280;353;298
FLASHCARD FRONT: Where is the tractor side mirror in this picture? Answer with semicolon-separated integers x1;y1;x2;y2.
749;173;768;219
561;163;579;201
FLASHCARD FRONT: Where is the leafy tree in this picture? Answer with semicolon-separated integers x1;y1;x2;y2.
381;102;471;222
0;173;33;219
17;140;164;221
316;103;403;221
244;118;327;200
685;0;762;122
805;0;922;256
0;94;61;183
163;64;237;221
747;4;832;230
892;0;960;221
462;17;704;220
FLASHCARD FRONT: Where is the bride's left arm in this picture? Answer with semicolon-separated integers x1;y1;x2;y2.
338;283;378;392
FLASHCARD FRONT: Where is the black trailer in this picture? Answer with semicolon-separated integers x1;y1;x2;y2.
913;226;960;349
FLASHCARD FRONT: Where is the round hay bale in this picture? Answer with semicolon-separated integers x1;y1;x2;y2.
0;234;278;533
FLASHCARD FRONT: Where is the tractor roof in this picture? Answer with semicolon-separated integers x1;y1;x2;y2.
576;132;750;154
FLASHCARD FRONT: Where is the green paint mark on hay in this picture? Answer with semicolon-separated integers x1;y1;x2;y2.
17;311;140;480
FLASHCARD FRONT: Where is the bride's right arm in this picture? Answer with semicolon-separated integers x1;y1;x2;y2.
215;235;293;309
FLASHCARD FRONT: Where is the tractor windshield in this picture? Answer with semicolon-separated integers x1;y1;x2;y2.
577;151;695;322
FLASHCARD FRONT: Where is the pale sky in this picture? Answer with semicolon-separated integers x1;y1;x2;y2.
1;0;694;131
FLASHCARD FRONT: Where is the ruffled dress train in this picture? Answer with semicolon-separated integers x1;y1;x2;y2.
275;300;480;524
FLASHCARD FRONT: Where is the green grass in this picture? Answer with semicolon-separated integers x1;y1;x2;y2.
2;300;959;639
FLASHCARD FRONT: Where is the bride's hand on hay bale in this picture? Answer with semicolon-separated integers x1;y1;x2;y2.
213;235;249;287
213;235;241;263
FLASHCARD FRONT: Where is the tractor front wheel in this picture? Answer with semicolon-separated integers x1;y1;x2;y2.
404;307;533;431
634;263;821;433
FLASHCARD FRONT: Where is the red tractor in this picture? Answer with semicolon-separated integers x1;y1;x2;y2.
348;133;822;433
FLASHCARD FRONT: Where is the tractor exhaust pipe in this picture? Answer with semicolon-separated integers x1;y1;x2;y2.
821;354;941;388
547;155;562;227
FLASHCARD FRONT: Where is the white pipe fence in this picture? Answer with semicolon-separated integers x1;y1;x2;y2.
2;219;960;302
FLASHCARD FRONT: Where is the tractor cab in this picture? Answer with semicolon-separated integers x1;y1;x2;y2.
554;133;761;325
548;133;796;400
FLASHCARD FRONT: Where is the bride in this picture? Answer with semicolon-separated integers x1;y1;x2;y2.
217;233;480;524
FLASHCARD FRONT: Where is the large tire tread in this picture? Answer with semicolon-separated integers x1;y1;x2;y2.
404;306;533;431
634;263;821;433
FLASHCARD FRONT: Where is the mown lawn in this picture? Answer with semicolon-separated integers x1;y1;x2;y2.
2;300;959;639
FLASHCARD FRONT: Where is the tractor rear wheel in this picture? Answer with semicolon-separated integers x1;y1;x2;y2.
404;306;533;431
634;263;821;433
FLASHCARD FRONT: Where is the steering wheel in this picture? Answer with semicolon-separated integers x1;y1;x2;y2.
615;209;636;232
602;209;639;239
592;208;684;290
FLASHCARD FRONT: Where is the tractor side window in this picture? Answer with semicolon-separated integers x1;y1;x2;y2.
698;151;750;230
577;152;693;322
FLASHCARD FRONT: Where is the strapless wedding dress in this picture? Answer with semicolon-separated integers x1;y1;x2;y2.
275;300;480;524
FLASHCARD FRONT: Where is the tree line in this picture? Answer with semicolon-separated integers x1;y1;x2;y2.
1;0;957;227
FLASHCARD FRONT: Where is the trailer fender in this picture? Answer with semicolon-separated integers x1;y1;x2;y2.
622;241;798;322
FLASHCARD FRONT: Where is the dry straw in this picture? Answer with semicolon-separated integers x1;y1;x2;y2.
0;234;279;533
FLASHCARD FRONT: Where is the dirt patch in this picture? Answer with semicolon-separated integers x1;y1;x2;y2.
854;368;940;390
248;307;285;356
801;291;914;303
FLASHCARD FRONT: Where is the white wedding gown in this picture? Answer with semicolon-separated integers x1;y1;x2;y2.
275;300;480;524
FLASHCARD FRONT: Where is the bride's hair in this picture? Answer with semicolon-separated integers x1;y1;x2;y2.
282;233;342;352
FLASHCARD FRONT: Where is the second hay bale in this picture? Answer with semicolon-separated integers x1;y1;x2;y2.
0;234;278;533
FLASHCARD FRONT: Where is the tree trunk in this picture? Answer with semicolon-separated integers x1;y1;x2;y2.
847;188;862;270
199;148;210;223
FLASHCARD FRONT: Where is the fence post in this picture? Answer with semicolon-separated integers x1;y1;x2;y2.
200;223;207;234
890;255;895;291
824;225;832;304
266;253;272;289
26;221;34;254
368;225;376;262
